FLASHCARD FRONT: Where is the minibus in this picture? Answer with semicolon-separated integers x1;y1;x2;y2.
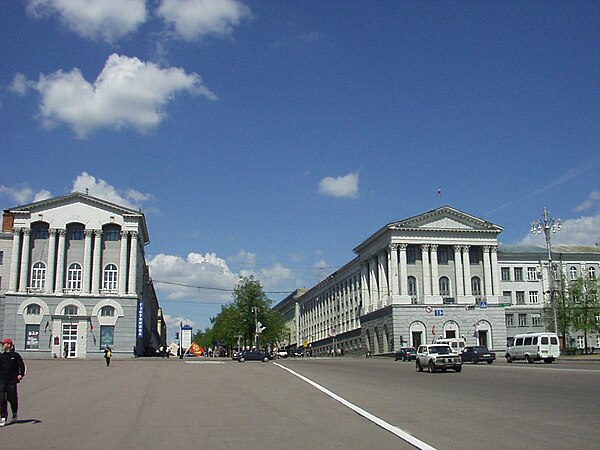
505;332;560;363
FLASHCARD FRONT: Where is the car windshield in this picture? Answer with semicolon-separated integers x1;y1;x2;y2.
430;346;451;354
473;347;488;352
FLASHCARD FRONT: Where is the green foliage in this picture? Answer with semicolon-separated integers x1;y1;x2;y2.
569;276;600;335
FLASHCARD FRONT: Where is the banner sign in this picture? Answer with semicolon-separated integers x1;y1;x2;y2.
137;300;145;339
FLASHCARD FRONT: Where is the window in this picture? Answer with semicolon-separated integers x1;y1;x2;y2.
100;306;115;317
406;246;416;264
529;291;539;304
26;304;41;315
104;226;120;242
570;266;577;280
408;276;417;303
576;336;585;349
31;262;46;289
501;267;511;281
469;247;481;264
516;291;525;305
100;326;114;349
25;325;40;350
32;224;49;240
518;314;527;326
471;277;482;299
505;314;514;327
103;264;118;291
0;250;3;265
69;225;85;240
514;267;523;281
67;263;82;290
439;277;450;296
527;267;538;281
532;313;542;326
438;247;448;264
64;304;78;316
589;266;596;279
502;291;512;304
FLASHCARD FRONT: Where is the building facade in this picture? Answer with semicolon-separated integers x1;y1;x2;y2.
0;192;166;359
274;206;600;356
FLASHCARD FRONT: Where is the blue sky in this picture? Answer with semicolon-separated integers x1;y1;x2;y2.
1;1;599;337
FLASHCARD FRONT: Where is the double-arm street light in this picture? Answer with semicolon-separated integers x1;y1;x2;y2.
530;207;562;335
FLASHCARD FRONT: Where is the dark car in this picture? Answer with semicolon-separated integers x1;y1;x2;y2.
236;350;272;363
394;347;417;361
461;346;496;364
290;348;305;357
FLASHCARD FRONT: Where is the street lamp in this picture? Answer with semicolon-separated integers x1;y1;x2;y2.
530;207;562;335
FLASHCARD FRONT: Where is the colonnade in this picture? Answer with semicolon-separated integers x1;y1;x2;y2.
8;227;139;296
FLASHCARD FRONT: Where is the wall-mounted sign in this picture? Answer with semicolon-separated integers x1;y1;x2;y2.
137;300;144;339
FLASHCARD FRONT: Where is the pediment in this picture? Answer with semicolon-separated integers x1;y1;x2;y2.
9;192;140;217
390;206;503;233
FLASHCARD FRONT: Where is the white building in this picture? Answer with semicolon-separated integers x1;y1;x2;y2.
0;192;166;359
274;206;600;355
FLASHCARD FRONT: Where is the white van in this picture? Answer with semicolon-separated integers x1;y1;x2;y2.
505;332;560;364
433;337;466;355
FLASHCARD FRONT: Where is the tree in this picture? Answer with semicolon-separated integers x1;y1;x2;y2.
569;275;600;354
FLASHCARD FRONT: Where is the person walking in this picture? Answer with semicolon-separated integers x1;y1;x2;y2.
0;338;26;427
104;346;112;367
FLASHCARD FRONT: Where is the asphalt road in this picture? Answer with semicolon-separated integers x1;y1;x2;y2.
2;356;599;449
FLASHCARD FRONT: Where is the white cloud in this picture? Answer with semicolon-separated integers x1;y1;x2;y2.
228;249;257;267
26;0;147;44
319;172;359;198
30;53;215;138
519;212;600;246
10;73;34;95
0;185;52;205
575;190;600;212
163;314;195;332
156;0;251;41
71;172;153;210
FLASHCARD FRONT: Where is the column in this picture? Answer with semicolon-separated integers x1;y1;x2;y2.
482;246;493;297
462;245;472;296
369;257;378;309
389;244;399;297
128;231;138;294
453;245;464;297
82;229;94;293
398;244;408;296
490;245;500;297
430;244;439;296
46;229;57;293
421;244;431;297
360;262;368;313
18;229;31;292
379;250;388;303
9;229;22;291
91;230;102;294
55;229;66;292
118;231;129;295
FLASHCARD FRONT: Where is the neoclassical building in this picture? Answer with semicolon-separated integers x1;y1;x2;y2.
274;206;600;355
0;192;166;359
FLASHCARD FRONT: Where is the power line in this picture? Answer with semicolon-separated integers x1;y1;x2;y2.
152;279;294;295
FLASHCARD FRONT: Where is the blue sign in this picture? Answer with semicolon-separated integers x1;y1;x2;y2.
480;301;488;309
137;300;144;338
434;309;444;317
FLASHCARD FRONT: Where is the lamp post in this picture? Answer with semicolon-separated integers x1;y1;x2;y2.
530;207;562;335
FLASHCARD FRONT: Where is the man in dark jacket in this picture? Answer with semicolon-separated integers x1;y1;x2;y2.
0;338;26;426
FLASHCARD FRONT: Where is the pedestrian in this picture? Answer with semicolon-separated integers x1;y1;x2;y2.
0;338;26;427
104;345;112;367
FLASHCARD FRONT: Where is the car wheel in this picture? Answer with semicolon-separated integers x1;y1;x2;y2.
472;357;478;364
455;365;462;372
544;358;553;364
526;354;534;364
428;361;436;373
487;361;493;364
262;357;269;362
506;354;513;363
239;357;245;363
416;360;423;372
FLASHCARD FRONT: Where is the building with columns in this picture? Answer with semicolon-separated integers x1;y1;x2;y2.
273;206;600;356
0;192;166;359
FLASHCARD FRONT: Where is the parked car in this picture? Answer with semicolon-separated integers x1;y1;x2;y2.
416;344;462;373
290;348;304;357
236;350;272;363
394;347;416;361
277;349;288;358
461;346;496;364
505;332;560;364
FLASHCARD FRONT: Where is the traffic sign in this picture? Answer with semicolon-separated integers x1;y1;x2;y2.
434;309;444;317
425;306;433;313
479;301;488;309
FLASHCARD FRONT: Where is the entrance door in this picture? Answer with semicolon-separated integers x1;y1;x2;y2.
412;331;422;348
62;324;78;358
478;330;488;347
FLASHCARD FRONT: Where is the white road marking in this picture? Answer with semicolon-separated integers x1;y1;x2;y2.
185;361;225;364
275;362;437;450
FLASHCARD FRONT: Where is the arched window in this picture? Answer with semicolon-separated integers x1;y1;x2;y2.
100;306;115;317
63;304;78;316
439;276;450;296
26;304;41;315
408;276;418;303
472;277;482;299
104;225;121;242
31;262;46;289
32;222;49;240
588;266;596;279
67;263;82;290
103;264;118;291
570;266;577;280
68;224;85;241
